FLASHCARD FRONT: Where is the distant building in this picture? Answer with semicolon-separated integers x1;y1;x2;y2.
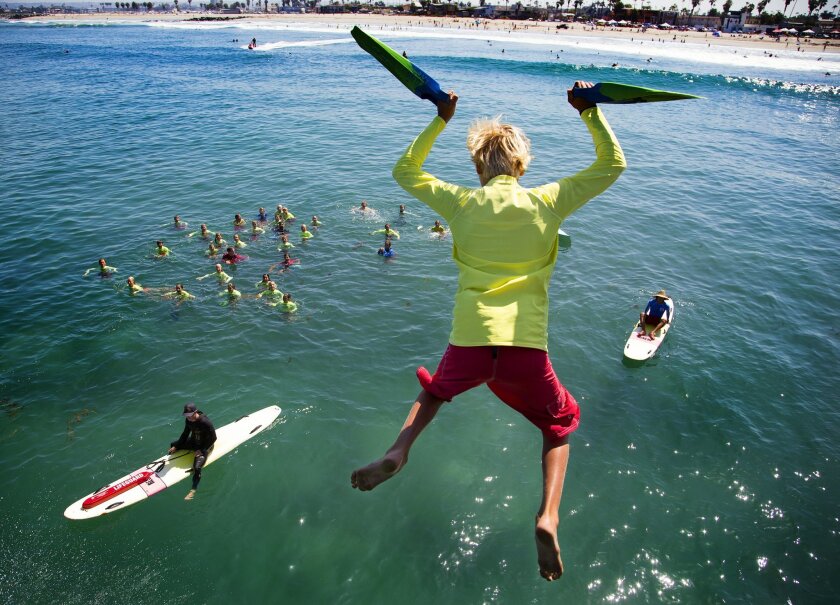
722;10;748;32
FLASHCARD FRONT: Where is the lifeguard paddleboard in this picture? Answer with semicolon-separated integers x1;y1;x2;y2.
64;405;281;520
623;299;674;361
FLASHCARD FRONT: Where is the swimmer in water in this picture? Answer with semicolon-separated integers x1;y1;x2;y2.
219;282;241;305
256;281;284;306
399;204;406;215
377;239;395;258
281;206;295;221
300;224;313;239
206;243;219;257
233;214;247;228
233;234;247;249
257;207;268;222
311;215;322;227
359;200;370;212
214;233;227;248
274;205;284;223
430;220;446;235
163;283;194;302
126;275;145;294
84;258;117;277
268;251;300;273
372;223;400;239
155;240;171;257
188;224;212;240
251;221;265;236
222;247;245;264
278;234;295;250
278;292;298;313
173;215;188;230
197;263;232;284
273;216;286;234
256;273;272;291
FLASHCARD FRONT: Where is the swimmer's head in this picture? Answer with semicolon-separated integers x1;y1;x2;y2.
227;283;235;292
283;251;291;260
174;215;181;222
215;232;223;241
262;274;270;282
127;276;135;285
209;243;217;252
156;240;163;247
400;204;405;213
268;281;277;291
435;220;441;226
384;223;391;230
384;239;392;250
259;207;265;213
252;220;258;227
281;234;289;242
234;234;241;241
175;283;184;292
215;263;222;272
235;213;242;221
200;224;208;231
467;117;531;185
301;225;308;232
99;258;106;267
283;293;292;302
360;200;367;209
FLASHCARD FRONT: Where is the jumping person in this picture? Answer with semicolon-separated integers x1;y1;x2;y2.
350;83;625;582
168;403;217;501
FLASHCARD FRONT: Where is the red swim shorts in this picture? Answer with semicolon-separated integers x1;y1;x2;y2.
416;345;580;440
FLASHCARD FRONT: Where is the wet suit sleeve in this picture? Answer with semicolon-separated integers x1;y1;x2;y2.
532;107;626;221
392;117;470;222
171;421;191;449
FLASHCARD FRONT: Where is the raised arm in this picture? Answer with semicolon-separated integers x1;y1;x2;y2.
534;82;627;220
392;92;469;222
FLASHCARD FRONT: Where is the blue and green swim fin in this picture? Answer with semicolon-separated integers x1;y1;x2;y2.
351;26;448;105
572;82;701;104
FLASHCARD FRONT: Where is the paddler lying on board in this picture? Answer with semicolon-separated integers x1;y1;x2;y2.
168;403;217;501
638;289;672;340
351;82;626;582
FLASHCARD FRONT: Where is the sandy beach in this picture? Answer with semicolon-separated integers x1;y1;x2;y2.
20;11;840;54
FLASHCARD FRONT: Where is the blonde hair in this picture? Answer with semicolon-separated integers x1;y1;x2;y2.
466;116;532;183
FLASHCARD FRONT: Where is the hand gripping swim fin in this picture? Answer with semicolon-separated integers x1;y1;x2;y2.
572;82;701;104
351;26;449;105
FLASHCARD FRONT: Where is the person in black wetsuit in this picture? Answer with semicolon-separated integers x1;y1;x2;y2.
168;403;217;501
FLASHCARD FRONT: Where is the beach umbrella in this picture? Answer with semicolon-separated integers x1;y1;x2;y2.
571;82;702;104
350;26;448;105
803;29;815;34
660;23;672;29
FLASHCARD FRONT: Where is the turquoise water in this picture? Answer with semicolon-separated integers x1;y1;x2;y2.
1;19;838;604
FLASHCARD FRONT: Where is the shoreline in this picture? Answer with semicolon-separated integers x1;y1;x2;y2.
13;12;840;55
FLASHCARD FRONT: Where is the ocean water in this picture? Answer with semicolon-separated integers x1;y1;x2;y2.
0;18;838;604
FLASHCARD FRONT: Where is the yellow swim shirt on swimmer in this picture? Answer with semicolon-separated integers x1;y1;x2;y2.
392;107;625;351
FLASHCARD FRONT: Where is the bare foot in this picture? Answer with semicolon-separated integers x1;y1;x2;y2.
184;489;196;501
535;516;564;581
350;451;406;491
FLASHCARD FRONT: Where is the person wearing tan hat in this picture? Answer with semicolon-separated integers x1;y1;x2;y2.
639;289;672;340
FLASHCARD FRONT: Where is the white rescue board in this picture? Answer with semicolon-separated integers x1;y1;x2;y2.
623;299;674;361
64;405;281;520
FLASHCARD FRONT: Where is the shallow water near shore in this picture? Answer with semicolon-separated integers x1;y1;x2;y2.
1;20;838;604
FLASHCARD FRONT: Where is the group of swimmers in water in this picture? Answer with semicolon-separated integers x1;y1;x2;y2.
355;200;448;259
83;205;314;313
84;201;449;312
